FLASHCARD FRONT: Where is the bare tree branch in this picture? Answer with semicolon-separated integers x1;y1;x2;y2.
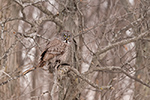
85;66;150;89
68;66;112;90
32;2;63;27
96;30;149;56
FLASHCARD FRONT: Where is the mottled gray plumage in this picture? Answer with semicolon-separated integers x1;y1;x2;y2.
39;31;72;73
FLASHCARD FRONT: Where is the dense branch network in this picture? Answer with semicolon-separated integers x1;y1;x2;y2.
1;1;150;99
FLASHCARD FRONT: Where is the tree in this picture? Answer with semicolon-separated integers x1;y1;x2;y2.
0;0;150;100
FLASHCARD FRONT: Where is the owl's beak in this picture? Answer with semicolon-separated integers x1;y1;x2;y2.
65;38;68;43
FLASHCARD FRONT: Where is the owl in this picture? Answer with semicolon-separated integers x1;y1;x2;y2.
39;30;72;73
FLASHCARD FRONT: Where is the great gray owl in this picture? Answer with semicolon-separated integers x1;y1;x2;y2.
39;30;72;73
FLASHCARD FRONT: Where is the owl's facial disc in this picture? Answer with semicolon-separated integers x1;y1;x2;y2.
63;33;71;43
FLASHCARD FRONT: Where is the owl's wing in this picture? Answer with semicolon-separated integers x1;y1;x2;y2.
47;39;66;54
40;38;67;62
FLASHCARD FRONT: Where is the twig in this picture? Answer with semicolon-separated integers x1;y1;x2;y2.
0;67;36;86
68;66;112;90
0;40;19;60
32;2;63;27
85;66;150;89
96;30;149;56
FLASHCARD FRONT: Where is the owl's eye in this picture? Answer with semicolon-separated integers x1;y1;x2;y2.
64;34;66;37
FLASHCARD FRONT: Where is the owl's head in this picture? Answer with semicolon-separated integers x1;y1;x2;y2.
60;30;72;43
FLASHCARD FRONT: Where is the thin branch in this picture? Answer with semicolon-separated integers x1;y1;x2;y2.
32;2;63;27
68;66;112;90
121;69;150;88
32;2;54;16
96;30;149;56
86;66;150;89
3;17;34;27
74;12;145;38
0;40;19;61
84;66;121;75
0;67;36;86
